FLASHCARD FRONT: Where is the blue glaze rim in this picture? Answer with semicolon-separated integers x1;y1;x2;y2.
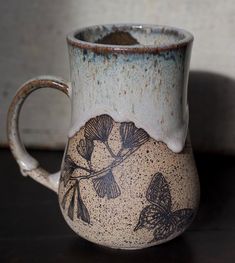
67;24;194;54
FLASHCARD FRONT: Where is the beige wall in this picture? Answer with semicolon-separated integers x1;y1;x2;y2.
1;0;235;153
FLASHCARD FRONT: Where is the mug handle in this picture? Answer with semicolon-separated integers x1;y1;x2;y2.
7;76;71;193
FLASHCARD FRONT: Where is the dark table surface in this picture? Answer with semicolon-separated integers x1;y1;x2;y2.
1;148;235;263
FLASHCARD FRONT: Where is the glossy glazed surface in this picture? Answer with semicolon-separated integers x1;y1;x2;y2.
68;24;193;153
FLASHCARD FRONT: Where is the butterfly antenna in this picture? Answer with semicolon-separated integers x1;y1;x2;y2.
134;221;142;231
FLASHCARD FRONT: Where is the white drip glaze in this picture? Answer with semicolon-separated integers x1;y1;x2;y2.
68;106;188;153
67;46;190;153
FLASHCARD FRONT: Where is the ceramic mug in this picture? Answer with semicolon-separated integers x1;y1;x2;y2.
7;24;200;250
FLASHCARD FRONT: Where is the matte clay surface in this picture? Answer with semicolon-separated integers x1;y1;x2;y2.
1;149;235;262
58;115;199;249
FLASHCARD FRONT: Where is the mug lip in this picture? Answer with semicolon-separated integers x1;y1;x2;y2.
67;23;194;54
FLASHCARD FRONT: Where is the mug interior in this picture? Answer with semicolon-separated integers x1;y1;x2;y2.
71;24;193;48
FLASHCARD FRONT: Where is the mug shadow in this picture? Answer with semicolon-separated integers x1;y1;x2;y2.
188;70;235;154
64;235;194;263
193;154;234;229
188;70;235;228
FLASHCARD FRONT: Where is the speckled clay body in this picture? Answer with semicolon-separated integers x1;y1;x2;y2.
59;116;199;249
8;24;200;250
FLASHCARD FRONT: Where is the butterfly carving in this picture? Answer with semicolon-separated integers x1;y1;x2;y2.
134;172;194;242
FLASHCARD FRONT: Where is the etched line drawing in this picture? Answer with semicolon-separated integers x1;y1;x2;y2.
134;172;194;242
60;114;149;224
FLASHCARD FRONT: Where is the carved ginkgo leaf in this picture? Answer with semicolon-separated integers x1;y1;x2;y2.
76;184;90;224
120;122;149;149
61;155;78;187
61;186;74;210
67;188;76;220
92;170;121;199
85;115;113;143
76;138;94;161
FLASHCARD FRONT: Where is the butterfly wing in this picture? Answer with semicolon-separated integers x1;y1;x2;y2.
134;205;163;231
152;218;176;242
146;172;172;211
135;173;173;234
173;208;194;231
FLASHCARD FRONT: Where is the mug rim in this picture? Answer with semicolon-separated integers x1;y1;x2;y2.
67;23;193;54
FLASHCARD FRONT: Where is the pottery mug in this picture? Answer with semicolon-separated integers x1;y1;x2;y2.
7;24;200;250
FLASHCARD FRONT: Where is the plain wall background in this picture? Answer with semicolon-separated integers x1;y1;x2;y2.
1;0;235;153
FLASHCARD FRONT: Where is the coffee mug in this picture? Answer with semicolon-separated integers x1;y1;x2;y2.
7;24;200;250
